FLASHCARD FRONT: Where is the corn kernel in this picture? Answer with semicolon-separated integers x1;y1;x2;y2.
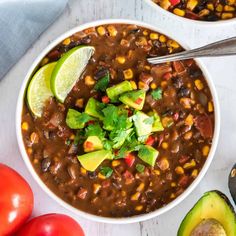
123;69;133;79
98;172;106;179
175;166;184;175
149;181;153;187
21;122;29;131
160;0;171;9
112;160;121;167
153;169;160;175
116;56;126;64
222;13;234;19
199;9;210;17
180;98;192;109
191;169;198;178
150;82;157;90
130;80;137;90
143;30;149;36
185;114;194;126
85;75;95;86
167;40;180;49
97;26;106;36
227;0;236;5
202;145;210;157
30;132;39;144
208;101;214;113
41;57;49;66
120;39;130;47
70;134;75;140
161;81;168;88
184;131;193;140
194;80;204;90
145;65;151;70
27;148;33;155
107;25;118;37
171;182;177;187
162;142;169;149
138;81;149;90
136;36;148;47
62;38;71;46
150;33;159;40
216;4;223;12
131;192;141;201
136;183;145;192
186;0;198;10
162;117;174;128
158;158;169;171
183;159;196;169
135;205;143;211
159;35;167;43
121;190;126;197
93;184;101;194
207;3;214;10
33;159;39;164
173;8;185;17
170;193;175;199
127;50;134;59
75;98;84;108
80;167;87;175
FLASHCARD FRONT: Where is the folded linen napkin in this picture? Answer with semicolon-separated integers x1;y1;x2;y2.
0;0;68;80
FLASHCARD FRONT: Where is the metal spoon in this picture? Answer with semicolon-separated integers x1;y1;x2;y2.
147;37;236;64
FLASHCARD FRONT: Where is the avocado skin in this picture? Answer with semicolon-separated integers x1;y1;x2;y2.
228;163;236;205
177;190;236;236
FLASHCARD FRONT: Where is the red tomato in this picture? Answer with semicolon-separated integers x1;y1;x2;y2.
169;0;180;6
145;136;155;146
16;214;85;236
124;153;135;167
0;164;33;235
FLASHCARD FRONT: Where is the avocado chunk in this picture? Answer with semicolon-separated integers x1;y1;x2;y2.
66;109;94;129
178;190;236;236
133;111;153;137
106;81;133;102
85;98;104;120
119;90;146;110
83;136;103;152
148;111;164;132
138;145;159;167
77;149;113;171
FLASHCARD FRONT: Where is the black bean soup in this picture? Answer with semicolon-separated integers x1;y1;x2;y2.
21;24;214;217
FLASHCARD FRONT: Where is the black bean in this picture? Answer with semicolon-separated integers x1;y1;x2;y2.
172;77;183;89
88;171;97;179
162;109;173;116
129;28;140;34
153;40;161;48
94;68;109;80
41;158;51;172
206;13;219;21
177;86;190;97
189;68;202;78
81;35;91;44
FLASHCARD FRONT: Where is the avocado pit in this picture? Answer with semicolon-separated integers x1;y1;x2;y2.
191;219;227;236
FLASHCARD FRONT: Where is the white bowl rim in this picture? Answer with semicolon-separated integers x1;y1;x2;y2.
16;18;220;224
144;0;236;26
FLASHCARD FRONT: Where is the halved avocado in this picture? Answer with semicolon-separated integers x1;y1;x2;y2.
178;190;236;236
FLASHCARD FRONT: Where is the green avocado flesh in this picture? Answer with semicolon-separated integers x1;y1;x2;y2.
178;191;236;236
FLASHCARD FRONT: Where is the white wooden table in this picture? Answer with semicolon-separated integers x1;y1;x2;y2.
1;0;236;235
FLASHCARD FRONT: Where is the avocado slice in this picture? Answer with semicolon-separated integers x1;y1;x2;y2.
77;149;113;171
138;145;159;167
148;111;164;132
119;90;146;110
178;190;236;236
83;136;103;152
85;98;104;120
106;81;133;102
133;111;153;137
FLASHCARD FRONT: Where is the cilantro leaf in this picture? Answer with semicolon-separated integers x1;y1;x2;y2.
85;123;105;140
100;166;113;178
110;128;133;149
102;104;119;130
94;73;110;92
136;164;145;173
66;109;94;129
103;139;113;150
151;88;162;100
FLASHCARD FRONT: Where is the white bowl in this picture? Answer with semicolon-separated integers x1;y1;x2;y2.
16;19;220;224
144;0;236;25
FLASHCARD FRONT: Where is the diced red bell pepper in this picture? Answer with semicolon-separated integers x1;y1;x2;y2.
84;141;93;149
163;72;173;81
194;114;213;139
170;0;180;6
135;98;143;105
124;153;135;167
87;120;95;125
173;112;179;121
102;95;110;104
173;61;186;74
145;136;155;146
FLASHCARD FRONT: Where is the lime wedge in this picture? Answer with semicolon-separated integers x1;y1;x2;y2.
51;46;95;102
27;62;56;117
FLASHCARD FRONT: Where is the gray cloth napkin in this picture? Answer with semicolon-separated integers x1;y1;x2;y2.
0;0;68;80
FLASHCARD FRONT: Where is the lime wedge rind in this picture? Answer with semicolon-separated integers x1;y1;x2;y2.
51;46;95;103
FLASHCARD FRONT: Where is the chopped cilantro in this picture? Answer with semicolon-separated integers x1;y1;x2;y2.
103;139;113;150
102;104;119;130
151;88;162;100
100;166;113;178
94;73;110;92
85;123;105;140
136;164;145;173
74;130;85;145
110;128;133;149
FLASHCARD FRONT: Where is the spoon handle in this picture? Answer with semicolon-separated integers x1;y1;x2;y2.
147;37;236;64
